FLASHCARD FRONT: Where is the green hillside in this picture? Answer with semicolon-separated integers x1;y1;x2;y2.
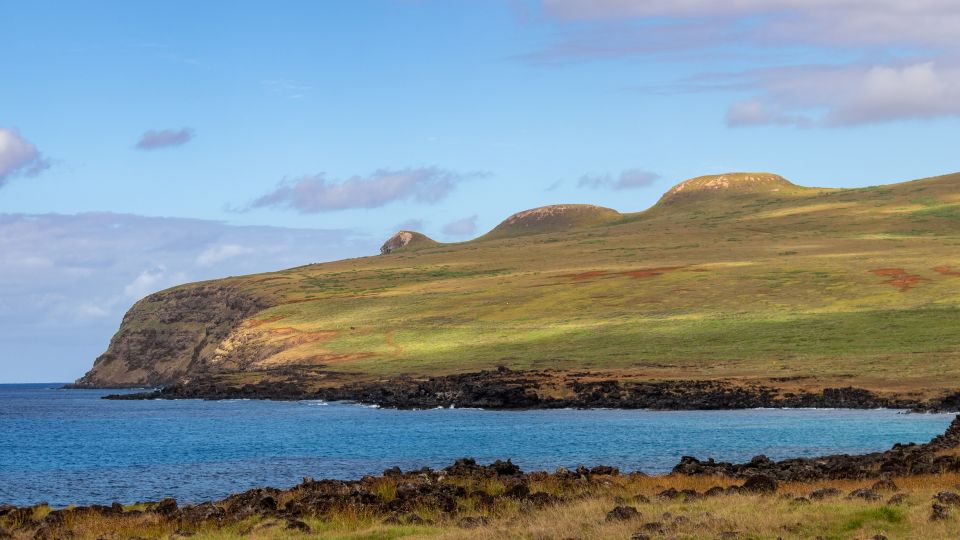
79;172;960;397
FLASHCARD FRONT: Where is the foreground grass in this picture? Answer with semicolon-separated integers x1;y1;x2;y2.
11;473;960;539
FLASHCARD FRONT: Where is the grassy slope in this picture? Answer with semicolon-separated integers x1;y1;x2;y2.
179;172;960;396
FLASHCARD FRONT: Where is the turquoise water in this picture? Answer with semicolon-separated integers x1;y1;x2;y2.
0;384;954;507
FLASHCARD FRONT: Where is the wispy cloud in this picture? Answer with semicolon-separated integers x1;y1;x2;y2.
577;169;660;190
251;167;485;213
0;127;50;187
532;0;960;126
262;79;311;100
539;1;960;51
135;128;194;150
724;61;960;127
442;215;478;237
195;244;258;267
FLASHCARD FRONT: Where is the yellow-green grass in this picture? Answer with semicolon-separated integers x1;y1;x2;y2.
105;172;960;396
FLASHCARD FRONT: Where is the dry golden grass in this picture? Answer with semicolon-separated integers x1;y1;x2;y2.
12;473;960;540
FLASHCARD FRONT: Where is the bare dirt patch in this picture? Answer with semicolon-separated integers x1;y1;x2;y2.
934;266;960;276
564;270;609;281
385;330;405;356
619;266;684;279
871;268;926;291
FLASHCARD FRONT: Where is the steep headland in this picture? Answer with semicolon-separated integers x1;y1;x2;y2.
75;171;960;405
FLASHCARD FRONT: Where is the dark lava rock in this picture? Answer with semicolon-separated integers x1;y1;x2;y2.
810;487;842;500
792;497;811;505
153;498;178;517
931;502;950;521
590;466;619;476
491;459;522;476
657;488;680;500
704;486;725;497
640;522;665;534
630;534;651;540
935;491;960;506
887;493;909;505
633;494;651;504
605;506;640;522
741;474;778;494
503;482;530;499
871;479;899;492
285;519;311;532
673;416;960;482
847;488;881;501
383;466;403;477
179;502;225;524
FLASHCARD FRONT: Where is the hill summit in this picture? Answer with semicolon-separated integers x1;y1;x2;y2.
481;204;622;240
657;172;802;205
380;230;437;254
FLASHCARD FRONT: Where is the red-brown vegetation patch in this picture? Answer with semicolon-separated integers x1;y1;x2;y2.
564;270;609;281
619;266;684;279
871;268;926;291
385;330;404;355
934;266;960;276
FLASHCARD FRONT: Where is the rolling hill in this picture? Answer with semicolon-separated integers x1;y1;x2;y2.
77;171;960;403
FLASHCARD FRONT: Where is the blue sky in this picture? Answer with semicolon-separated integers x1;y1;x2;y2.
2;0;959;381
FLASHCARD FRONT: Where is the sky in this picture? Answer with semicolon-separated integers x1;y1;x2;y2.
1;0;959;382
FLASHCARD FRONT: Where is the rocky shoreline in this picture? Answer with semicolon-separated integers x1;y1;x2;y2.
3;416;960;539
102;367;960;412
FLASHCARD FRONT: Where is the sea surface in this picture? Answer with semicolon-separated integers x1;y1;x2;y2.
0;384;954;507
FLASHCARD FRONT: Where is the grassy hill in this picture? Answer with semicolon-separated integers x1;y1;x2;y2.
79;171;960;398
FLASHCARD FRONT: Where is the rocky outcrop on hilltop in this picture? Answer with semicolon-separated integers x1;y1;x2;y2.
481;204;622;240
73;282;270;388
656;172;807;206
380;230;438;254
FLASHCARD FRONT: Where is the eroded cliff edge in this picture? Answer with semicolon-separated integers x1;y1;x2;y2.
73;281;271;388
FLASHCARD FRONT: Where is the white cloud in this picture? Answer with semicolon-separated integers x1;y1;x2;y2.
578;169;660;190
76;303;111;319
251;167;485;213
123;267;182;299
196;244;258;266
534;1;960;126
0;127;50;186
541;0;960;49
725;61;960;127
135;128;194;150
442;215;478;237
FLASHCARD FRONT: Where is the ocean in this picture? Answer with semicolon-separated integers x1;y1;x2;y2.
0;383;953;507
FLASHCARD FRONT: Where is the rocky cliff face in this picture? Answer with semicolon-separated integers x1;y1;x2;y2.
74;282;270;388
